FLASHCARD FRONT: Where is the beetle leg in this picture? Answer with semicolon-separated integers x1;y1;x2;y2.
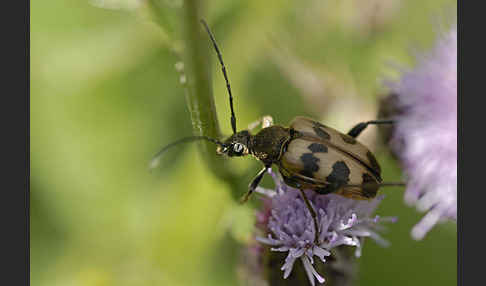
247;115;274;131
299;189;320;244
240;166;270;204
262;115;274;128
347;119;395;138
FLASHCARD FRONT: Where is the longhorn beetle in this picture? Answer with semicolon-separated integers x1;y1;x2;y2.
151;20;403;243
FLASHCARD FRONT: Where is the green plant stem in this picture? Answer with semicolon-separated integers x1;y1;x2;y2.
180;0;242;196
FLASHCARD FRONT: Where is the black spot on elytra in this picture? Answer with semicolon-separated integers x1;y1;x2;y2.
316;185;335;194
366;151;381;175
300;153;320;178
325;161;350;187
362;173;375;183
312;122;331;140
362;173;379;198
340;134;357;144
308;143;328;153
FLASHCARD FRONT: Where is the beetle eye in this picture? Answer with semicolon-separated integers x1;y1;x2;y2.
233;143;244;154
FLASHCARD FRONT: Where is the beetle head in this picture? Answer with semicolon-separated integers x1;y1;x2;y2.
217;130;252;157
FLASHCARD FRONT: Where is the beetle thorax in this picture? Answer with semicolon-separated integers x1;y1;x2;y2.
251;126;292;165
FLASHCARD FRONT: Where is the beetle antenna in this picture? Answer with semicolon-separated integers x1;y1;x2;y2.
149;136;224;169
200;19;237;134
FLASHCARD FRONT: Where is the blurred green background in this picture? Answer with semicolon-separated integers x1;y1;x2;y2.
31;0;457;285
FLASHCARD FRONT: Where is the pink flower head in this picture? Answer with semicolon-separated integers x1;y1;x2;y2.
387;25;457;240
256;170;395;285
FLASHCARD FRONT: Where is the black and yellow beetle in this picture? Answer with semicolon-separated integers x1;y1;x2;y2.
152;20;401;242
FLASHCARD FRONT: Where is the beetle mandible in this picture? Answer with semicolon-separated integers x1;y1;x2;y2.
152;20;403;243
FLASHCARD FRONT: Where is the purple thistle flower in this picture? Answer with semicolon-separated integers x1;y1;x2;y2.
256;170;396;286
386;25;457;240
